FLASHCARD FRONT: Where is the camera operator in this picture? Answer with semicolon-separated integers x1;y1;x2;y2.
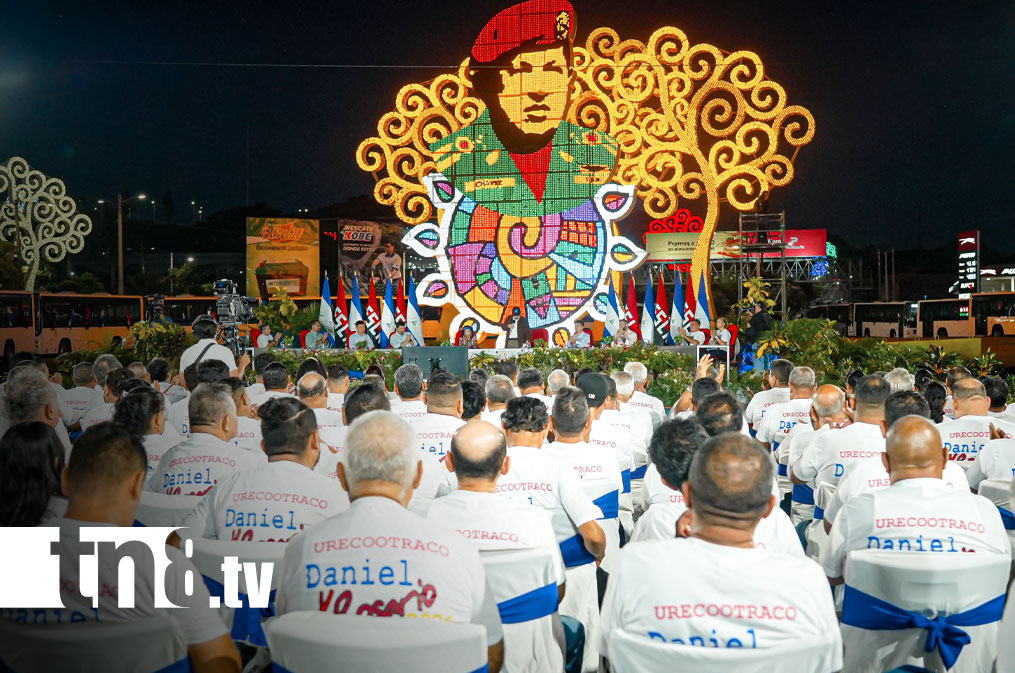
256;324;282;349
179;316;251;378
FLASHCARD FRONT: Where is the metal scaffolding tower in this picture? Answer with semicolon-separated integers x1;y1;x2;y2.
738;212;788;321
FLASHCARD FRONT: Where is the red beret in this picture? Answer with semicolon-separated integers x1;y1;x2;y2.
471;0;576;64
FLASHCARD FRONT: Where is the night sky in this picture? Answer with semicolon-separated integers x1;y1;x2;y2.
2;1;1013;251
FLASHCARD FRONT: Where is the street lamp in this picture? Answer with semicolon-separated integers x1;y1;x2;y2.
117;193;146;294
190;201;196;223
150;200;157;222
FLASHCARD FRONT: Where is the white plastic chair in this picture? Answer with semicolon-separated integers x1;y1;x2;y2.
480;547;563;673
0;615;187;673
134;491;201;527
608;627;840;673
841;549;1009;673
975;479;1015;555
264;611;489;673
189;538;285;646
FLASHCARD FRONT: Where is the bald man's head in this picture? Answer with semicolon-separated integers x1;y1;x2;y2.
297;372;327;399
884;415;946;482
687;433;774;527
811;384;845;419
952;377;989;418
449;421;507;480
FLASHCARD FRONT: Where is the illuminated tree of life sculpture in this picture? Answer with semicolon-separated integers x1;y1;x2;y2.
0;156;94;291
356;2;815;343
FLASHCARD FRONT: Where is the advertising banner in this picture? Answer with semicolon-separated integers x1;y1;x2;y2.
246;218;320;298
958;230;980;294
645;229;827;262
338;220;406;290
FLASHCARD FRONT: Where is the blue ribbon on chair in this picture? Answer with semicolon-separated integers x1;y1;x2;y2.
777;464;788;477
620;470;631;494
630;465;648;480
792;484;814;506
497;582;558;624
996;505;1015;530
593;491;619;519
772;440;781;452
841;585;1005;669
813;506;824;521
275;663;488;673
202;576;275;647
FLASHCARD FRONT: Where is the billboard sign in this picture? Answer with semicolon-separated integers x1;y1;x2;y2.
245;218;320;298
958;230;980;294
645;229;827;263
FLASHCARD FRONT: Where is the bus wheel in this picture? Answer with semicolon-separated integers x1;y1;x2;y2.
937;328;948;338
992;326;1004;337
864;328;871;338
3;340;13;368
889;329;897;338
58;339;71;355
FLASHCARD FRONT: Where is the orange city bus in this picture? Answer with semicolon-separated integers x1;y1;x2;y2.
36;293;144;354
918;292;1015;338
917;298;971;338
0;290;37;364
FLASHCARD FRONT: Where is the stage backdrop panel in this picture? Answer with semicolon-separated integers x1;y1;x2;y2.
246;218;321;299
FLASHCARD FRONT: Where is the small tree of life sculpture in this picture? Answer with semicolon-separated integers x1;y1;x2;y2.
356;0;815;345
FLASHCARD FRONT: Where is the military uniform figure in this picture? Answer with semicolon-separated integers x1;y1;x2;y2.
426;0;631;335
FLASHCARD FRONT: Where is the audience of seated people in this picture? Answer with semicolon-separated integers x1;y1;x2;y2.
10;327;1015;673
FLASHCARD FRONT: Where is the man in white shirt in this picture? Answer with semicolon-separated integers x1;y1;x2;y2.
942;366;972;419
824;391;971;528
631;419;804;556
611;370;655;448
823;415;1010;583
676;318;706;345
60;362;96;429
248;361;293;408
743;358;793;435
495;360;520;394
711;316;733;346
940;377;1015;472
461;380;486;422
984;376;1015;423
255;323;281;348
600;375;651;490
623;361;665;428
275;410;505;672
612;318;638;347
169;360;234;438
756;366;815;451
787;384;849;525
481;374;515;426
34;423;242;673
176;397;349;544
148;357;189;407
179;316;249;377
315;383;385;481
2;366;72;459
297;372;342;428
219;377;263;451
496;395;606;673
566;318;591;348
326;364;349;413
80;366;133;431
388;320;416;348
347;320;374;350
147;384;265;496
82;354;121;415
794;375;890;491
390;363;427;421
885;367;915;393
579;373;635;537
244;352;278;400
427;421;566;673
518;367;553;409
546;369;570;396
599;432;841;666
414;371;466;462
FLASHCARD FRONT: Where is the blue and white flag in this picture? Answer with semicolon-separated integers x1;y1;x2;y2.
695;270;711;327
318;273;336;347
640;274;656;344
604;277;621;338
348;273;364;333
406;275;425;346
380;278;396;348
670;272;685;345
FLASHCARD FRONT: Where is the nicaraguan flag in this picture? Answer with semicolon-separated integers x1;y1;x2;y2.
348;274;364;332
640;274;656;344
670;271;685;345
695;270;711;327
318;273;336;347
380;278;396;348
604;277;621;338
407;275;424;346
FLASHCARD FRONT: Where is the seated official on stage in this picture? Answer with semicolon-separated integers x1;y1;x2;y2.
175;397;348;543
390;364;427;422
275;410;505;672
710;316;733;346
675;318;706;345
566;318;591;348
256;323;282;348
598;432;841;666
822;415;1010;583
303;320;329;350
348;320;374;350
612;318;638;347
33;423;242;673
388;320;416;348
